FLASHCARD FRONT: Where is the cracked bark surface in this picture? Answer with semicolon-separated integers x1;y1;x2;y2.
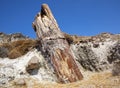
32;4;83;83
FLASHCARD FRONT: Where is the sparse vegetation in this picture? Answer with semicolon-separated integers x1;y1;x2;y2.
64;33;74;44
64;33;81;44
10;72;120;88
8;48;22;59
0;39;38;59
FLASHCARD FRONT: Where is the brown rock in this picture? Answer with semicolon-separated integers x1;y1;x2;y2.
26;56;40;75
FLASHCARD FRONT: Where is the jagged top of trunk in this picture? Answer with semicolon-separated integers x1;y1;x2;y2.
32;4;64;40
41;4;55;21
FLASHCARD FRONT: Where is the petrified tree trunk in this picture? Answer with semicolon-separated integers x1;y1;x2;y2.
32;4;83;83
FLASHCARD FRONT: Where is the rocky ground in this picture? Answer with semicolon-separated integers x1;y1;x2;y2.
0;32;120;88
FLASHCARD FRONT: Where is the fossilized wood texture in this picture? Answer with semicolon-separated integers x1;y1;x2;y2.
32;4;83;83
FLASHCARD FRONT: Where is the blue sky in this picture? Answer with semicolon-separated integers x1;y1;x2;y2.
0;0;120;38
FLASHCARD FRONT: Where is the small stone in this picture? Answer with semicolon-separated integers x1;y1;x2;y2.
14;78;26;85
112;60;120;76
93;43;99;48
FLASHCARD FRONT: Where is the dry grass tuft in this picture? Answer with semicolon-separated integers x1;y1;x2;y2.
8;72;120;88
33;72;120;88
0;39;38;59
8;48;22;59
64;33;81;44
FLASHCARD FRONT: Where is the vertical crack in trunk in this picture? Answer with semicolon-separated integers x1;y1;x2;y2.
32;4;83;83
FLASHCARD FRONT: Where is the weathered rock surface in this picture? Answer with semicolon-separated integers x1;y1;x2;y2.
0;32;28;43
71;36;114;72
32;4;83;83
0;33;120;87
0;3;120;88
0;50;58;87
